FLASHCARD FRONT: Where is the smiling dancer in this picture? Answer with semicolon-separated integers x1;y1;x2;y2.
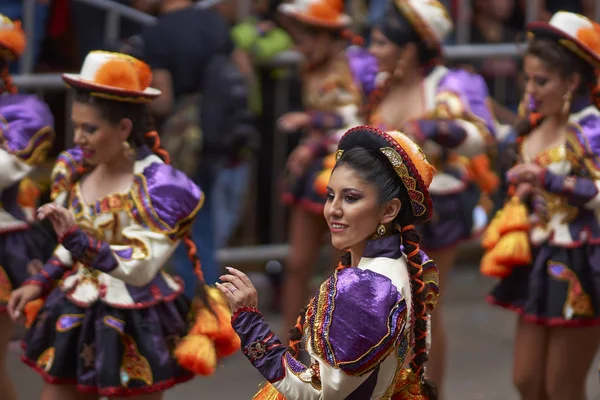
220;125;441;399
8;51;238;399
482;12;600;400
0;14;55;400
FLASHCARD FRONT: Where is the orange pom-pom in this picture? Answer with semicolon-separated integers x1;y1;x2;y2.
17;178;41;209
314;168;333;197
132;59;152;90
491;230;532;267
497;196;530;235
577;22;600;56
480;252;512;279
93;59;140;91
174;334;217;376
0;21;26;58
468;154;500;194
253;383;286;400
323;152;337;169
24;298;45;329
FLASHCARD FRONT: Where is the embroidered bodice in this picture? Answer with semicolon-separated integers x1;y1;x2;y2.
521;103;600;247
26;146;202;308
232;235;439;399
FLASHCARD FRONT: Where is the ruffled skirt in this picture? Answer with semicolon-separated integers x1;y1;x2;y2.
21;289;194;397
488;243;600;326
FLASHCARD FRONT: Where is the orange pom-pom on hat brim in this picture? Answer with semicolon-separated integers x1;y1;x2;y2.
62;52;161;104
278;3;351;29
527;21;600;69
0;20;26;60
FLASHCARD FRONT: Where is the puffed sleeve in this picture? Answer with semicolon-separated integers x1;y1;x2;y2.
0;94;54;190
232;268;409;399
542;114;600;209
411;69;495;158
57;163;203;287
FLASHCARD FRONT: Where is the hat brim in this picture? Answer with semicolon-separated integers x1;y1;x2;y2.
278;4;351;29
337;126;433;225
527;22;600;69
62;73;161;104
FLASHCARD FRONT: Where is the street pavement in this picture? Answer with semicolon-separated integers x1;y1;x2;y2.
9;267;600;399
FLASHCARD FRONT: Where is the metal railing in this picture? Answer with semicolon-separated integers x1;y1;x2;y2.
13;0;592;265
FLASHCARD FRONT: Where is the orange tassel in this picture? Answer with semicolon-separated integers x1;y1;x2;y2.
497;196;530;234
173;334;217;376
391;368;428;399
323;152;337;169
205;287;241;359
490;231;532;267
313;168;333;197
17;178;41;209
480;252;511;279
252;383;285;400
468;154;500;194
24;298;45;329
481;211;502;250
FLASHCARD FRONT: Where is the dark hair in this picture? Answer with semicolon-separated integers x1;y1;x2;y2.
515;38;597;137
72;90;211;309
378;3;440;68
288;146;437;398
1;61;17;94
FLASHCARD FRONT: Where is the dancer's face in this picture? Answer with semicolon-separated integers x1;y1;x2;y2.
523;54;578;117
324;164;388;254
369;28;402;75
71;101;132;166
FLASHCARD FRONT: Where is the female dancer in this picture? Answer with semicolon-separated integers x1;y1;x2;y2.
313;0;497;392
7;51;238;399
0;15;55;400
277;0;378;331
483;11;600;400
220;125;441;399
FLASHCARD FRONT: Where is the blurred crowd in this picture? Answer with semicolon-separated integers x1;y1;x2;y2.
6;0;600;283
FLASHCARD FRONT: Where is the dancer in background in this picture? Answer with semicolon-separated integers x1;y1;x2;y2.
315;0;498;394
483;12;600;400
277;0;378;331
8;51;238;399
0;15;55;400
220;126;441;399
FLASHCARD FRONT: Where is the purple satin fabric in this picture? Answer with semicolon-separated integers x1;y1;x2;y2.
132;163;203;230
327;267;404;364
437;69;496;136
347;46;379;97
0;94;54;151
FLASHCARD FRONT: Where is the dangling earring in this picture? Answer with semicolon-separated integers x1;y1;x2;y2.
123;141;135;160
372;223;387;239
562;91;573;115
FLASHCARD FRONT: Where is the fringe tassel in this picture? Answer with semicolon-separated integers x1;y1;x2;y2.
391;368;429;399
252;382;285;400
174;286;241;375
480;196;531;279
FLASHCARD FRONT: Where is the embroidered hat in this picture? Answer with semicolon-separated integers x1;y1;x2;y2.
382;0;453;50
527;11;600;69
62;51;161;103
0;14;26;60
336;126;435;225
278;0;351;29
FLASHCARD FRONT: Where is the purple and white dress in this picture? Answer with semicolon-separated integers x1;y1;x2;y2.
0;94;55;312
282;46;378;213
489;100;600;326
20;146;202;397
233;234;437;399
371;66;497;251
